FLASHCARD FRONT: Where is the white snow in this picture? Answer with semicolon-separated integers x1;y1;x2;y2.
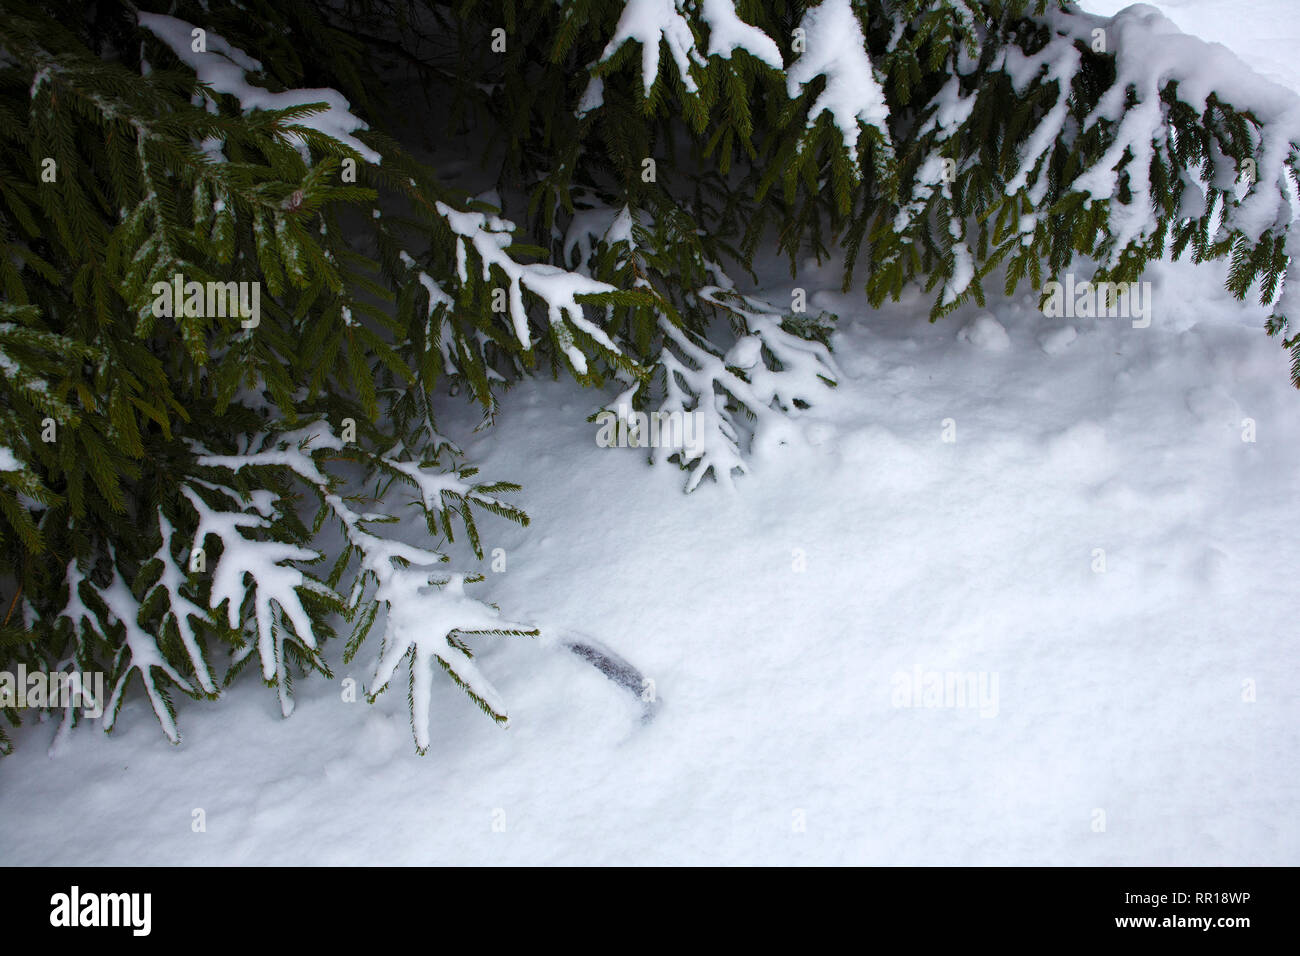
1003;34;1080;201
369;572;533;753
944;217;975;306
576;75;604;117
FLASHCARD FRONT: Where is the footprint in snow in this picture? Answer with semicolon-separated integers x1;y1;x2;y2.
1189;546;1230;588
1184;385;1242;429
1038;325;1077;355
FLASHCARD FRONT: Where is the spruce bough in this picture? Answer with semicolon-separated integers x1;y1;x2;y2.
2;0;1298;753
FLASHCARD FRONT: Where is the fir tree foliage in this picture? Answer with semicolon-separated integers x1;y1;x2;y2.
0;0;559;750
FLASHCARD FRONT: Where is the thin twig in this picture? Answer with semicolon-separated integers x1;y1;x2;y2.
3;584;23;628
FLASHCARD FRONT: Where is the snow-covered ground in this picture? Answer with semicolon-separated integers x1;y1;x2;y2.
3;2;1298;865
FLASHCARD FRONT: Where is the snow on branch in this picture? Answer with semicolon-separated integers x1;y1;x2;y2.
143;511;219;697
368;571;536;754
699;0;782;68
699;284;840;414
60;555;193;743
397;249;469;381
321;482;535;752
1002;32;1080;205
589;0;782;111
137;12;380;164
787;0;892;167
437;201;622;375
181;485;328;716
196;416;535;748
1018;5;1300;262
381;458;527;553
598;0;705;98
652;322;748;491
561;202;837;490
562;202;636;275
646;281;837;492
1055;5;1300;237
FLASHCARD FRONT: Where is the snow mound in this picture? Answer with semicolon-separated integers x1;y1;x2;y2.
957;313;1011;351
